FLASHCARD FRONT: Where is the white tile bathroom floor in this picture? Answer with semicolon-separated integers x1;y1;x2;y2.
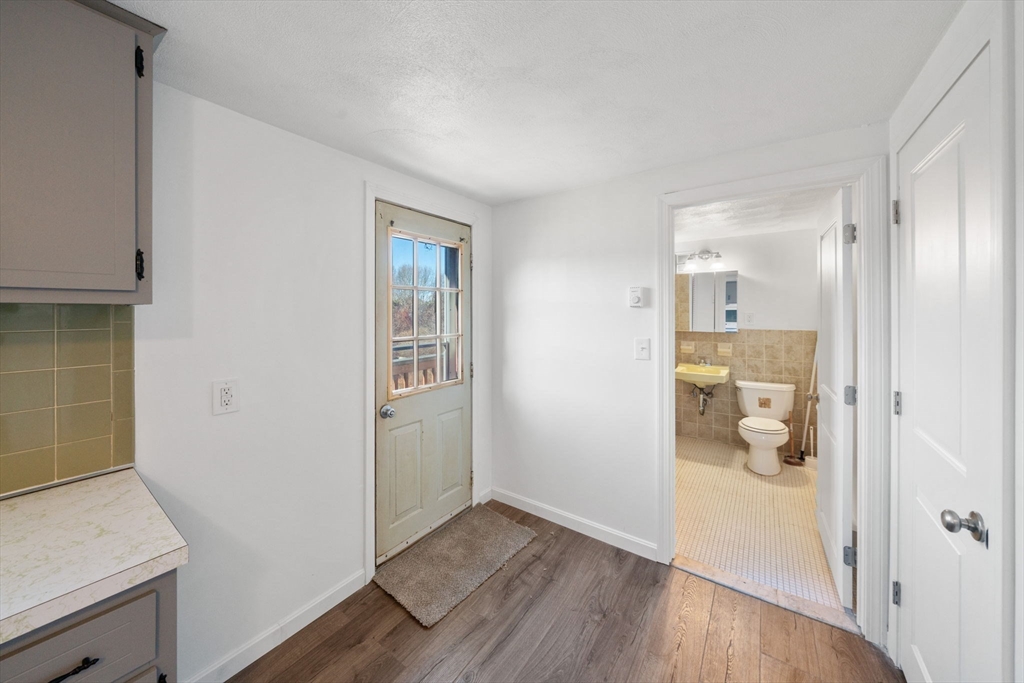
673;436;843;612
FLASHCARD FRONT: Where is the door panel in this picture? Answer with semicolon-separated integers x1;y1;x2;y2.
390;422;423;522
909;493;961;682
375;201;472;563
438;408;465;496
897;45;1007;682
816;188;854;609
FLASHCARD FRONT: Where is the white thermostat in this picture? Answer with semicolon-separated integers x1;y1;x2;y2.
628;286;644;308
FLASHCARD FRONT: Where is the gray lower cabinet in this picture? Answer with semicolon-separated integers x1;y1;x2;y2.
0;0;164;305
0;571;177;683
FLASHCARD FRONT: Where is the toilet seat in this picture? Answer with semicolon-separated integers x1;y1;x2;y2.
739;417;788;434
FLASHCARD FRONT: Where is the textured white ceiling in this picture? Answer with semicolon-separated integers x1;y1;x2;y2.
674;186;840;247
113;0;962;205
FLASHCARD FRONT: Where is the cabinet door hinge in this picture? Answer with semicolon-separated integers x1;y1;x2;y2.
135;45;145;78
136;249;145;280
844;385;857;406
892;580;902;606
843;223;857;244
893;390;902;415
469;362;474;379
891;199;900;225
843;545;857;567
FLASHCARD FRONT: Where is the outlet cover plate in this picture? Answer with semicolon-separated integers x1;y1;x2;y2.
212;379;239;415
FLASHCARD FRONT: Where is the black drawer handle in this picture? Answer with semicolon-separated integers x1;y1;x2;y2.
48;657;99;683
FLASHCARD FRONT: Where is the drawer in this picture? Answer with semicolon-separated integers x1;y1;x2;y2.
0;592;156;683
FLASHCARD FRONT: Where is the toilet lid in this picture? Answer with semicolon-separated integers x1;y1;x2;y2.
740;417;789;434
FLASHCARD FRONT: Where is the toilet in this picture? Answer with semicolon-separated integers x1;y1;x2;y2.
735;380;796;476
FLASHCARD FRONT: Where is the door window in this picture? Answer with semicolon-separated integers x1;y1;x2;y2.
389;230;463;397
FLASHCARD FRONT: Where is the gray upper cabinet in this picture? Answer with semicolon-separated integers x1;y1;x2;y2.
0;0;164;304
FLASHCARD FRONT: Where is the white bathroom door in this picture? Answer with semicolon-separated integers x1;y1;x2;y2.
375;201;473;564
816;186;854;609
896;43;1010;682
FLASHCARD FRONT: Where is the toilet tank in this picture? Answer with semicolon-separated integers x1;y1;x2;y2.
735;380;796;419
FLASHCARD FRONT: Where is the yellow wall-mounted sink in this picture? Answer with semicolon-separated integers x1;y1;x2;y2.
675;363;730;388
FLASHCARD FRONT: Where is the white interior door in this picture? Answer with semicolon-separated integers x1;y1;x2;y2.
816;186;855;609
896;44;1009;682
375;201;472;564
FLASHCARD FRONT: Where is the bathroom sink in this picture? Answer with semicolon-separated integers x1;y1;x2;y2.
675;363;730;388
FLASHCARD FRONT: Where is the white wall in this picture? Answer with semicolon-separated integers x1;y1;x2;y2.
677;228;820;331
135;83;492;682
491;124;886;556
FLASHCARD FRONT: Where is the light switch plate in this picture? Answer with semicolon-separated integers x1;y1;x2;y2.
634;337;651;360
628;286;644;308
212;379;239;415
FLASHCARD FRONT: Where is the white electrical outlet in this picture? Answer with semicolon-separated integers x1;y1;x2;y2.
212;379;239;415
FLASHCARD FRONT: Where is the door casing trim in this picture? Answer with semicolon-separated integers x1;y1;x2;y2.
656;155;890;647
363;183;480;584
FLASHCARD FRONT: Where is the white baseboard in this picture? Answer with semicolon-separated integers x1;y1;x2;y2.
491;488;658;561
186;568;365;683
475;487;493;504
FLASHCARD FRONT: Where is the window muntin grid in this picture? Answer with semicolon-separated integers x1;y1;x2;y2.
388;229;463;398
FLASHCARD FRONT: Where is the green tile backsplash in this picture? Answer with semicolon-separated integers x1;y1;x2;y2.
0;304;134;495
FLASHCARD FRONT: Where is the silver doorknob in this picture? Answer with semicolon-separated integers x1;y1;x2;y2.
379;404;396;419
940;509;987;544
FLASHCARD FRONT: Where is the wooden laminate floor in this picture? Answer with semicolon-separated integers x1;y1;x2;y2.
231;501;903;683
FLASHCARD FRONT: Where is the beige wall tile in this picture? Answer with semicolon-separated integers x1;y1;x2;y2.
0;370;54;414
56;436;111;479
0;304;54;332
57;366;111;406
112;371;134;420
0;447;55;494
763;330;784;346
58;305;110;330
743;329;764;344
783;330;804;346
57;401;111;444
0;332;54;372
765;344;784;361
0;408;54;454
113;305;133;324
112;322;133;370
57;330;111;368
0;306;133;491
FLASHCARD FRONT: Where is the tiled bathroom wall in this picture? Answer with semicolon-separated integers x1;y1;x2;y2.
675;329;818;451
0;304;134;495
675;274;690;332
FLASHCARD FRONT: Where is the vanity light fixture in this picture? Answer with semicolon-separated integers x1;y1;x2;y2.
676;249;722;272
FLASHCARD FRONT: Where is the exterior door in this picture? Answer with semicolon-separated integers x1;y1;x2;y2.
896;45;1009;682
375;201;472;564
816;187;855;609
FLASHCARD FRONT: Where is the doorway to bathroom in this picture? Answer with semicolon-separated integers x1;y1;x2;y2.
665;181;861;630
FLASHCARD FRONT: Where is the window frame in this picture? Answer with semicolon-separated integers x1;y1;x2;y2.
386;226;465;400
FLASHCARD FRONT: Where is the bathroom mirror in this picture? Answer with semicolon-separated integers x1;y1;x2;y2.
683;270;739;333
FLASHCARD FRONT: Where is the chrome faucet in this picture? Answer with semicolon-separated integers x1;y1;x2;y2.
699;358;710;366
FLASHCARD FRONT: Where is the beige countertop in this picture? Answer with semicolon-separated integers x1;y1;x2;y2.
0;468;188;644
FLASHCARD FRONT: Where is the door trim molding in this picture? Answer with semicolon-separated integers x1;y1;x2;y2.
656;155;890;647
363;182;479;584
887;1;1018;672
